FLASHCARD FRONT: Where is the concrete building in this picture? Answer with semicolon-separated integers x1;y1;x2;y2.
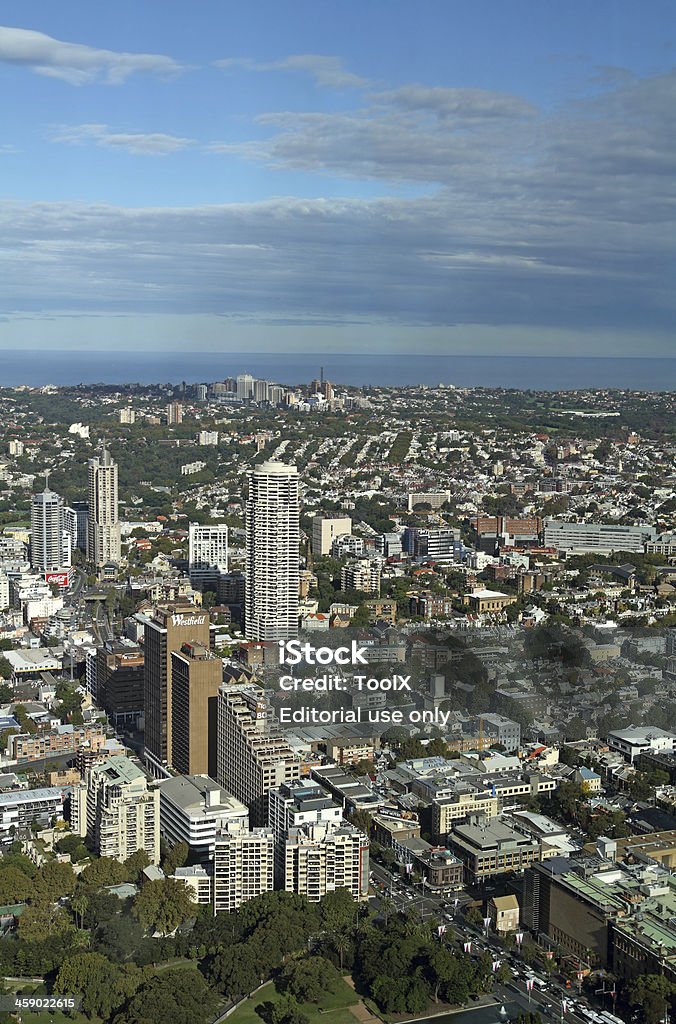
449;820;542;884
30;480;66;573
159;774;248;861
432;791;500;837
213;824;274;913
478;714;521;753
188;523;228;591
283;820;369;902
0;787;64;836
87;449;121;567
166;401;183;425
245;461;300;641
171;641;223;777
606;726;676;763
312;515;352;556
172;864;212;904
63;502;89;554
141;603;211;776
544;520;657;555
217;683;302;825
96;640;144;728
86;755;160;864
340;560;381;595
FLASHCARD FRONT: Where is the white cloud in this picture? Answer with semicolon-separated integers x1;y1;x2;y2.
50;124;194;155
0;25;182;85
215;53;367;89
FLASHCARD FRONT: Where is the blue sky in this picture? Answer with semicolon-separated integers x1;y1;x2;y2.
1;1;675;355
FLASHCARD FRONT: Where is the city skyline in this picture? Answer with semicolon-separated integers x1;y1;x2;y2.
1;1;675;358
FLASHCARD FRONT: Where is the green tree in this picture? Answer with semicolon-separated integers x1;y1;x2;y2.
54;951;146;1020
207;944;262;1000
121;967;214;1024
124;849;151;881
36;860;76;900
18;898;73;942
79;856;130;891
0;865;35;903
320;888;357;970
626;974;675;1024
278;956;340;1003
132;878;193;936
161;839;189;876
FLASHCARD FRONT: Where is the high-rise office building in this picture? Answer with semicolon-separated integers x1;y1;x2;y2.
30;478;66;573
171;641;223;777
253;379;270;403
96;639;144;729
217;683;301;825
188;523;228;590
312;514;352;556
245;460;300;641
86;755;160;863
64;501;89;553
213;824;274;913
141;604;211;776
87;449;121;567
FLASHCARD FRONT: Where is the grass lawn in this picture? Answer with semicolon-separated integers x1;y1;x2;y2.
228;978;360;1024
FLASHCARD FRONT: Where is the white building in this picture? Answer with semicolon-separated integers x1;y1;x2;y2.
544;520;657;555
0;787;64;836
312;515;352;556
86;755;160;863
606;726;676;762
245;461;300;641
188;523;228;590
283;821;369;902
87;449;121;567
30;480;65;572
172;864;212;904
159;774;248;861
197;431;219;446
340;559;381;595
213;823;274;913
236;374;255;402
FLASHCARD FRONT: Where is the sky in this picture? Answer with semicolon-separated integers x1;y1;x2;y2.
0;0;675;357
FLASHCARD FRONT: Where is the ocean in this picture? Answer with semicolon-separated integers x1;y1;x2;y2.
0;350;675;391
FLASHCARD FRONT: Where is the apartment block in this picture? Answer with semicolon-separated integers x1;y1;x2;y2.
86;755;160;864
213;824;274;913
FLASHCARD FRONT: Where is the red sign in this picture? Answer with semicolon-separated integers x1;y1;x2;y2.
45;571;70;587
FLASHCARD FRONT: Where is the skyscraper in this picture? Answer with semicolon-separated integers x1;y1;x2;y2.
245;460;300;641
171;640;222;777
30;477;65;572
142;604;211;777
87;448;121;567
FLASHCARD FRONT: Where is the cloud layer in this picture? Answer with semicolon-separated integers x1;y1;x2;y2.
0;25;182;84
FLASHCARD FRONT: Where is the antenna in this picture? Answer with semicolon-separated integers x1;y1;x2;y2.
44;470;50;491
320;366;324;384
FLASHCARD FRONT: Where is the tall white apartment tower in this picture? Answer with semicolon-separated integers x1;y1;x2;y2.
236;374;255;402
30;477;65;572
245;460;300;641
87;448;121;567
188;523;228;590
